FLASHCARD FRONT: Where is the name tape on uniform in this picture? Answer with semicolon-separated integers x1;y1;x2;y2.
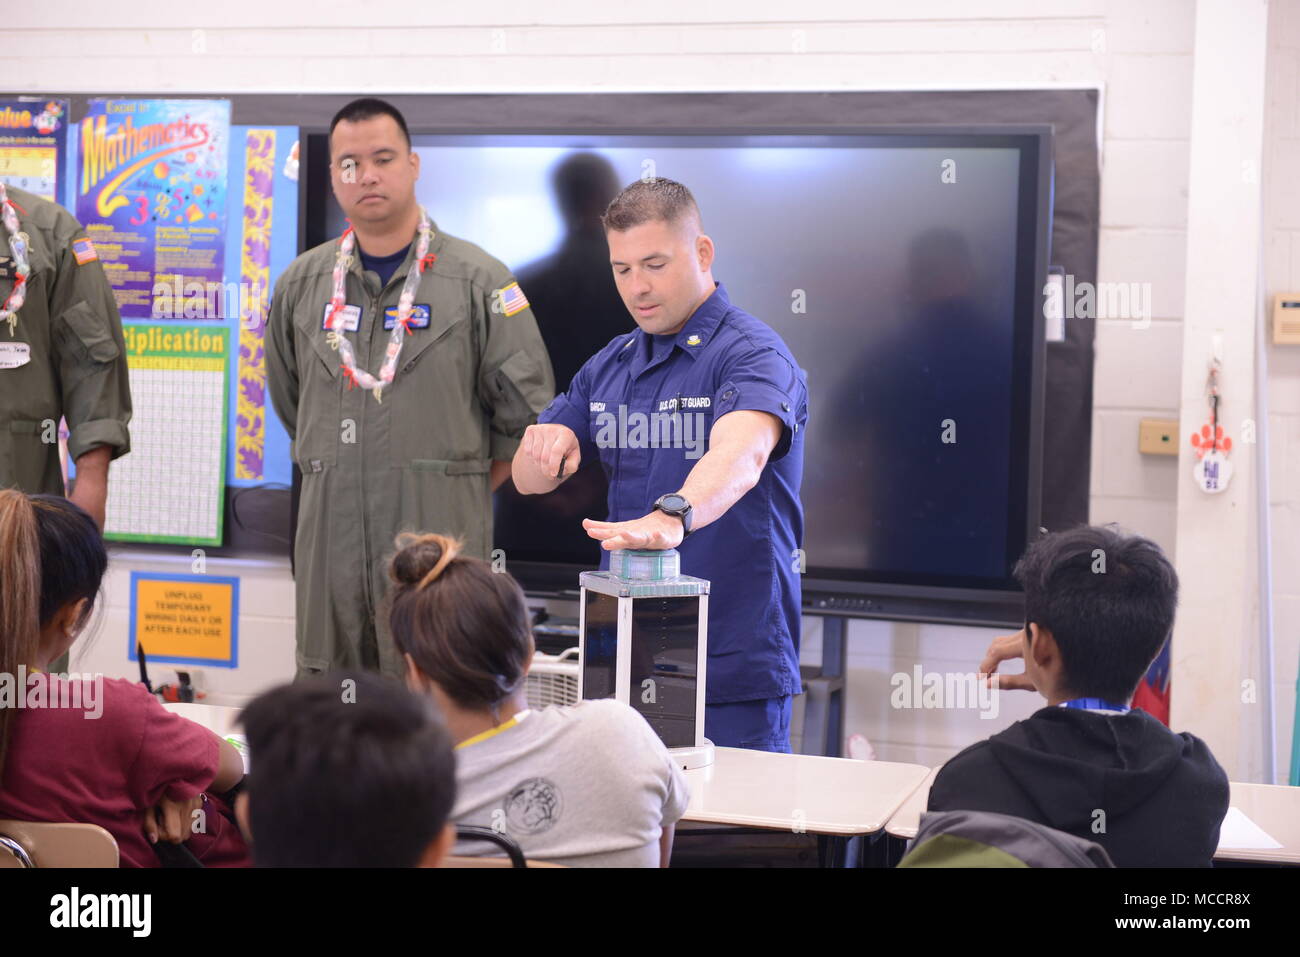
0;342;32;369
657;395;712;412
322;303;362;332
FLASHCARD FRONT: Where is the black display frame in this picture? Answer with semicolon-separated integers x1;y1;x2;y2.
308;124;1053;627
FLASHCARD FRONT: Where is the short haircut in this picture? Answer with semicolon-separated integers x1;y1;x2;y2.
1014;525;1179;705
240;671;455;867
387;532;533;715
601;177;701;233
329;97;412;151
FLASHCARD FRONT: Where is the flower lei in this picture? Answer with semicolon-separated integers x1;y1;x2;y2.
0;183;31;336
325;207;435;403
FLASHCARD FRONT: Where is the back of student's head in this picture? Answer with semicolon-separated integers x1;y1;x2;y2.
239;671;455;867
387;532;533;714
1014;524;1178;705
0;490;105;772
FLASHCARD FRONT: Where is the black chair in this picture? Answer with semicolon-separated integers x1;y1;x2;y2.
452;825;530;868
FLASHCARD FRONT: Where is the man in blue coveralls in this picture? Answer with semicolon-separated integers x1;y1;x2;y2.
512;177;808;752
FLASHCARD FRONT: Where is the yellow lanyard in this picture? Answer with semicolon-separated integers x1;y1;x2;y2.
455;709;530;751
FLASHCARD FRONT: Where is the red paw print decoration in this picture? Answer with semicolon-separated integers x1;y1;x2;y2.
1189;423;1231;460
1190;422;1233;494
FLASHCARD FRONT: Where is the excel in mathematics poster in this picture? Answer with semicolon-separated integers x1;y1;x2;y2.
76;99;231;319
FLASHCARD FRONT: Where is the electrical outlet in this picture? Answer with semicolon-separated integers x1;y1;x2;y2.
1139;418;1180;456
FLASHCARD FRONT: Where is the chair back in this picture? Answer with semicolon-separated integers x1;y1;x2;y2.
0;820;119;868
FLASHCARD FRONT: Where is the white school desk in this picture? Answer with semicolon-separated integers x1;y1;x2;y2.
883;766;941;841
163;702;240;736
681;746;929;835
679;748;930;867
1216;781;1300;865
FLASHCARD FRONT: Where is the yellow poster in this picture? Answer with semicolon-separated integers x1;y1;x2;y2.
131;573;239;667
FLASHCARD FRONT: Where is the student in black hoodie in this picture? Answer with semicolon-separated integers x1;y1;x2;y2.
927;525;1229;867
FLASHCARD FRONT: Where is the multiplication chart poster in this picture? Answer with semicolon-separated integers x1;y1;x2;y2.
76;99;231;319
105;324;229;545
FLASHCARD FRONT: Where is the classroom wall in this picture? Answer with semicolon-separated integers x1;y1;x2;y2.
6;1;1290;776
1264;0;1300;784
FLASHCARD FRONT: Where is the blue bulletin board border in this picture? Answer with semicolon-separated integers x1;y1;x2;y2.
128;571;241;670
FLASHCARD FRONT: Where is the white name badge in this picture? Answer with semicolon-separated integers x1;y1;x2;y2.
0;341;31;369
321;303;362;332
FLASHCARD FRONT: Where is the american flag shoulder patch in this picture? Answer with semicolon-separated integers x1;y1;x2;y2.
72;237;98;265
498;280;529;317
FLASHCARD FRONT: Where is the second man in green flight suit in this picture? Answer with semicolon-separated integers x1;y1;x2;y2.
0;182;131;527
266;98;555;679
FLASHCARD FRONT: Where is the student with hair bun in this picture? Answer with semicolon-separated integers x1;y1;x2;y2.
388;531;689;867
0;489;249;867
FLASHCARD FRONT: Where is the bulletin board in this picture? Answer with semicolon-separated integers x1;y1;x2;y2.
22;98;302;549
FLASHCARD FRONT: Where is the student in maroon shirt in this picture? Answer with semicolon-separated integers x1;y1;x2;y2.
0;491;249;867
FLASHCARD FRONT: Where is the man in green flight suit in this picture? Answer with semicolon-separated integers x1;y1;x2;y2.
266;99;555;679
0;182;131;529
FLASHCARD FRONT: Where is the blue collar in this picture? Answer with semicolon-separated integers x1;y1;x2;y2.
1060;697;1130;714
673;281;730;358
617;281;731;364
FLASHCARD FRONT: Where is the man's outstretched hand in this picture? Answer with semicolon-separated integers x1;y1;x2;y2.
582;511;684;552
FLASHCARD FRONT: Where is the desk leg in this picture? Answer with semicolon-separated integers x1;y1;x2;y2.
816;834;865;868
820;616;847;757
866;833;908;868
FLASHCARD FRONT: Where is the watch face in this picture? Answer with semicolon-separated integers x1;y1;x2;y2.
660;494;687;511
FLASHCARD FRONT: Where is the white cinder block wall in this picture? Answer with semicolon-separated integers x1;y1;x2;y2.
1265;0;1300;785
5;0;1293;778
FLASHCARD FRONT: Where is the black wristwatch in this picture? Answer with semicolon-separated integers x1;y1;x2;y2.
653;493;693;537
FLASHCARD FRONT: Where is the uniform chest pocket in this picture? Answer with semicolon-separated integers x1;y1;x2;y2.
588;402;622;470
388;310;476;466
291;310;343;469
653;392;714;462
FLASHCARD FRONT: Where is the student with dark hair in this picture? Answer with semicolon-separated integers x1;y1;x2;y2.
0;490;249;866
928;524;1229;867
235;671;456;867
388;531;688;867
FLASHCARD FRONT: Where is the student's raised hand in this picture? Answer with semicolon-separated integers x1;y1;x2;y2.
979;628;1037;692
142;794;205;844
